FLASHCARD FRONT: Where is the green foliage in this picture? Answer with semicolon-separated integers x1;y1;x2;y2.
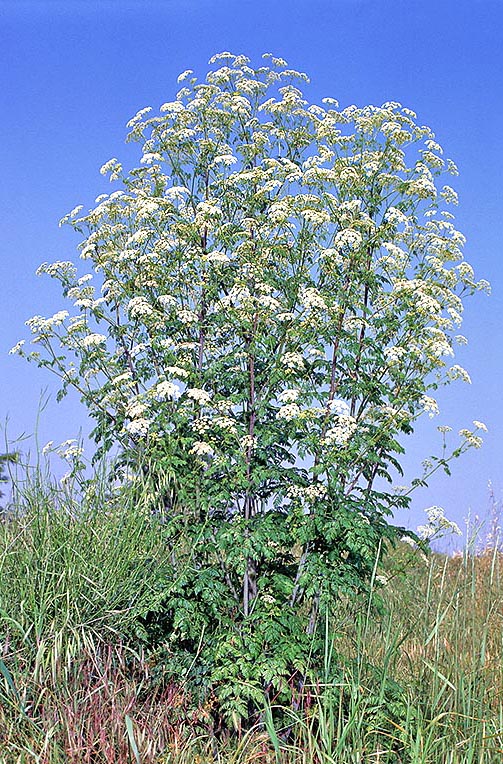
13;51;488;723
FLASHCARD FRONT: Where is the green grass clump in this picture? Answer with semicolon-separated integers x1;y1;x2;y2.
0;465;174;645
1;463;502;763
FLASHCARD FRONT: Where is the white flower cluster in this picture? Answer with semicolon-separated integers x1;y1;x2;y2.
177;69;194;83
447;365;471;384
276;312;295;322
427;333;454;360
384;345;406;365
165;365;190;379
323;414;357;446
333;228;363;251
300;208;331;226
73;296;98;310
417;505;461;540
159;100;185;114
177;308;198;324
126;400;148;419
306;347;325;359
82;333;107;349
190;441;214;457
328;398;351;416
441;185;459;205
202;250;230;264
425;139;443;155
380;242;410;272
192;417;212;434
276;404;301;421
268;199;292;223
259;294;281;311
300;287;327;311
36;261;77;278
130;342;147;357
195;201;223;231
153;381;181;400
407;171;437;200
278;388;300;403
126;418;151;437
128;229;150;245
421;150;444;170
384;206;410;227
459;422;486;449
26;311;69;335
136;199;159;217
219;284;251;309
415;291;441;318
99;157;122;180
421;395;439;418
125;107;152;128
140;152;163;165
56;438;84;461
213;416;238;435
127;297;154;319
241;434;256;453
287;483;327;504
447;307;463;326
280;352;305;371
9;340;25;355
186;388;212;406
212;154;238;167
158;294;177;310
165;186;190;203
59;205;84;227
111;372;133;386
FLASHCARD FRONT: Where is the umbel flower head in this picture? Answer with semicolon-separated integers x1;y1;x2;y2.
417;505;462;540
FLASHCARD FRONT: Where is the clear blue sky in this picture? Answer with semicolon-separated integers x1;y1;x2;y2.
1;0;502;546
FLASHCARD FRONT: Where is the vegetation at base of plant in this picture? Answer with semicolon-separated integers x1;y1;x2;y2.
0;461;502;762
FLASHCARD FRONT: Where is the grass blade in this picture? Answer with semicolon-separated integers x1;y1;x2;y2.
125;713;141;764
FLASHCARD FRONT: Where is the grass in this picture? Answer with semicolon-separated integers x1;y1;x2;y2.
0;462;502;762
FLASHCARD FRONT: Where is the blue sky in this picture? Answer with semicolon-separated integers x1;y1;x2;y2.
1;0;502;545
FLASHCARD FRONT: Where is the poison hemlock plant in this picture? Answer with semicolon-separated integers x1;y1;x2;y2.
13;52;488;723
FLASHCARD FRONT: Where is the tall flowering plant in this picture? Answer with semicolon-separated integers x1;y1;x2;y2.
15;53;488;718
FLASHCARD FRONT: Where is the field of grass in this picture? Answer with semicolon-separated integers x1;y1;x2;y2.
0;464;502;763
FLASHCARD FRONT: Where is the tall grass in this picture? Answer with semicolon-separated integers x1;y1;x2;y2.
1;463;502;762
0;467;173;642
